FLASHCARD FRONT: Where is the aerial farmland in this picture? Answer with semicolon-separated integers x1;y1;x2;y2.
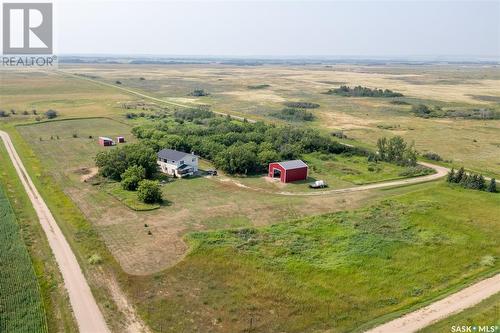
1;1;499;332
1;60;499;332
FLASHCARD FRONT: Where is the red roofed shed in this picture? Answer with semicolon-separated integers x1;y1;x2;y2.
268;160;308;183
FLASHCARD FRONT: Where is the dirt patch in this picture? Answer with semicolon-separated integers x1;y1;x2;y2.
77;167;98;182
221;90;286;103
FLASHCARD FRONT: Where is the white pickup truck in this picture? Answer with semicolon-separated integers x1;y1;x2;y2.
309;180;328;189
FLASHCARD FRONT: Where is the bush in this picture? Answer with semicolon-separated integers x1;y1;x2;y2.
331;131;347;139
283;102;320;109
121;176;141;191
487;178;497;193
45;109;58;119
247;84;270;89
137;180;162;203
422;152;442;161
411;104;433;117
88;254;103;265
390;100;410;105
270;107;315;122
189;89;209;96
398;165;433;177
121;165;146;191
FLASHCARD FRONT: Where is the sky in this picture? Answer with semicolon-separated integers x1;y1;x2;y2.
55;0;500;59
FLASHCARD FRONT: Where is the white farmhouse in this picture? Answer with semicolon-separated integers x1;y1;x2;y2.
157;148;198;177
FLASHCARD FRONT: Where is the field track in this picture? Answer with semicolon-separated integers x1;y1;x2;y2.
216;161;450;196
58;70;256;122
0;130;110;333
365;274;500;333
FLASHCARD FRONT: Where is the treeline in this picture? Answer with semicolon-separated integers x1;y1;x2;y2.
325;85;403;98
447;167;497;193
412;104;500;120
95;143;163;203
270;107;315;122
0;108;57;119
369;136;418;166
283;102;320;109
174;108;214;122
132;109;361;174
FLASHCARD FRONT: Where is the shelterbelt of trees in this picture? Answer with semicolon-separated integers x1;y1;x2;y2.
325;85;403;97
95;109;430;194
131;109;364;175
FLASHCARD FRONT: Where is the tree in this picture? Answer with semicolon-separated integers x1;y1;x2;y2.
257;149;280;168
121;165;146;191
447;168;455;183
95;149;128;180
95;144;156;180
476;175;486;190
386;136;407;165
137;180;162;203
487;178;497;193
411;104;432;117
454;167;465;184
376;137;387;161
403;143;418;166
215;145;258;174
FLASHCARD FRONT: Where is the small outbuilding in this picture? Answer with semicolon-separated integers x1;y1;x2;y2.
268;160;308;183
117;136;125;143
98;137;114;146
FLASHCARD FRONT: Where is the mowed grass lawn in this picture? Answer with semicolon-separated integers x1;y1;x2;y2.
131;183;500;333
207;153;431;194
419;292;500;333
17;118;134;182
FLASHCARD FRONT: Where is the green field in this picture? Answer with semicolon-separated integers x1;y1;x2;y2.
419;292;500;333
0;186;47;333
129;182;499;333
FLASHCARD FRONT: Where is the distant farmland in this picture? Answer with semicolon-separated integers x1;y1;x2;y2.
0;186;47;333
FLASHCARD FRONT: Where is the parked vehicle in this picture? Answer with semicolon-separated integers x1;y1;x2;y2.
207;169;218;176
309;180;327;188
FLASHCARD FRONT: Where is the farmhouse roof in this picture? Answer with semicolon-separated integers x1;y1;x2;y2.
157;148;196;161
99;137;113;141
277;160;308;170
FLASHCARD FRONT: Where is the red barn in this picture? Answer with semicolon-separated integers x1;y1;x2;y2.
268;160;308;183
98;137;114;146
